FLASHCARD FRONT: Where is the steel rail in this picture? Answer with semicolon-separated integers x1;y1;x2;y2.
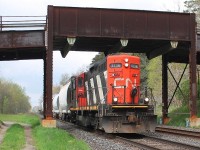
116;136;160;150
57;116;158;150
156;126;200;139
147;135;200;150
55;116;200;150
117;135;200;150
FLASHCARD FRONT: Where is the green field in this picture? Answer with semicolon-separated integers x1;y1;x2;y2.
0;113;90;150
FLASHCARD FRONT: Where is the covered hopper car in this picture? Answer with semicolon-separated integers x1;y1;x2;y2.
52;94;59;118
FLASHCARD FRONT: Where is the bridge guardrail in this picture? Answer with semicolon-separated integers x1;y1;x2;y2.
0;16;47;31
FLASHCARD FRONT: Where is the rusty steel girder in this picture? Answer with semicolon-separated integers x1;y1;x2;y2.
0;31;45;48
43;6;53;119
189;14;197;118
52;7;192;41
0;31;45;60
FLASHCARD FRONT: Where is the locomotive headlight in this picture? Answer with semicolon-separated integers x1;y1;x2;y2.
124;63;129;68
113;97;118;102
144;97;149;104
124;58;129;63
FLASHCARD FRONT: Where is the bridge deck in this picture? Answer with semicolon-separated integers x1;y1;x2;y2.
51;6;198;64
0;30;45;60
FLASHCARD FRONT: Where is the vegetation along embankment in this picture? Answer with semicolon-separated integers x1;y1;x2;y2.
0;114;90;150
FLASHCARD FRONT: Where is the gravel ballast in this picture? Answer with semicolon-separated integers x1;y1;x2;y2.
57;120;200;150
57;121;140;150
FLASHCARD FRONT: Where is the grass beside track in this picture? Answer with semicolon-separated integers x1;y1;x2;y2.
168;105;190;126
0;124;25;150
0;120;3;125
167;102;200;127
32;126;90;150
0;113;40;127
0;113;90;150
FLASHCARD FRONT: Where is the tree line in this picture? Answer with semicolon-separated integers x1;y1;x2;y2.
0;79;31;114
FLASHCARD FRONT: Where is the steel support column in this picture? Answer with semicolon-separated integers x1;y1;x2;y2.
198;68;200;99
189;14;197;118
0;16;2;31
44;5;53;119
43;56;46;118
162;54;168;124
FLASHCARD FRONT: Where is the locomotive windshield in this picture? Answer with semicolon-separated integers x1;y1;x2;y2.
130;64;139;69
78;77;84;87
109;63;122;68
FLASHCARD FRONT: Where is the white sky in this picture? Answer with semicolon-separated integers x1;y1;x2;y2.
0;0;186;107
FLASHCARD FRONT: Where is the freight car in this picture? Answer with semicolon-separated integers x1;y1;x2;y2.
53;81;71;119
52;94;59;118
54;54;157;133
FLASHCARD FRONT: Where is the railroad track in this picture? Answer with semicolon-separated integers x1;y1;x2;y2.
116;134;200;150
56;119;200;149
155;126;200;139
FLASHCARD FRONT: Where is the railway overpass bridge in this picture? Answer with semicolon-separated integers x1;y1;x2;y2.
0;5;200;127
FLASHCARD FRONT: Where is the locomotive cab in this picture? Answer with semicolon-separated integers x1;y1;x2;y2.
107;54;141;105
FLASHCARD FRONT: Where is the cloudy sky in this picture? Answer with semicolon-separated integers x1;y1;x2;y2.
0;0;186;107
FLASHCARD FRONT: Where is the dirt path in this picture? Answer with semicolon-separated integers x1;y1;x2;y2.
0;122;10;144
0;121;36;150
23;126;36;150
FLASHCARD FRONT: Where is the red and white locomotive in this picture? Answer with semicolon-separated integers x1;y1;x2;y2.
54;54;156;133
